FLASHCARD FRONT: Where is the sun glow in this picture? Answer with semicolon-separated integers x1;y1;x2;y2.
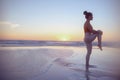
58;35;71;41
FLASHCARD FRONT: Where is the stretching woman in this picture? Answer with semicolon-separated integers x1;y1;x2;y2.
83;11;103;72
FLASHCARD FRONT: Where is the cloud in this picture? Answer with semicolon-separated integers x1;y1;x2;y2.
0;21;20;29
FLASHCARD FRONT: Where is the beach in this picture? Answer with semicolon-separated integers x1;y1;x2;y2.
0;46;120;80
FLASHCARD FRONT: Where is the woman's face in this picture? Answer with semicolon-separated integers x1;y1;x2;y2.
88;15;93;20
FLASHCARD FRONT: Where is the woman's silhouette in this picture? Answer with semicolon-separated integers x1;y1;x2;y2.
83;11;103;72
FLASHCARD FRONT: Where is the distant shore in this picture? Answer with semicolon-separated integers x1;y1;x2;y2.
0;40;120;48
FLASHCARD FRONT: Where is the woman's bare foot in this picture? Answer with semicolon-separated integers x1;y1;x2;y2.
98;44;102;51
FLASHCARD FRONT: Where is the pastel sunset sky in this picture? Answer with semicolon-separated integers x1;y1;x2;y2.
0;0;120;41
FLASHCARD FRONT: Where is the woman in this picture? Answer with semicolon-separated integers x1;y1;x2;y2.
83;11;103;72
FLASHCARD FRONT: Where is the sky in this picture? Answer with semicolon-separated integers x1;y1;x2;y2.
0;0;120;42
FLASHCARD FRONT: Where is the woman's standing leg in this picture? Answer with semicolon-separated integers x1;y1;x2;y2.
86;43;92;72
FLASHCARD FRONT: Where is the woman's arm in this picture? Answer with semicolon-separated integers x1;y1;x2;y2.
88;25;98;34
92;29;98;34
85;22;98;34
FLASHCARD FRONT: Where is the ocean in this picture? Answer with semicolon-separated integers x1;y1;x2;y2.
0;40;120;80
0;40;120;48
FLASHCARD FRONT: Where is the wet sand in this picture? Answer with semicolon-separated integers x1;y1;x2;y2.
0;46;120;80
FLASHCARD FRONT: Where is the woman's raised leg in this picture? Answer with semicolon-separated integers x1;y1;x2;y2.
97;30;103;50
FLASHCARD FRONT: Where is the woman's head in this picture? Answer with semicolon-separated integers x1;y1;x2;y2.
83;11;93;20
